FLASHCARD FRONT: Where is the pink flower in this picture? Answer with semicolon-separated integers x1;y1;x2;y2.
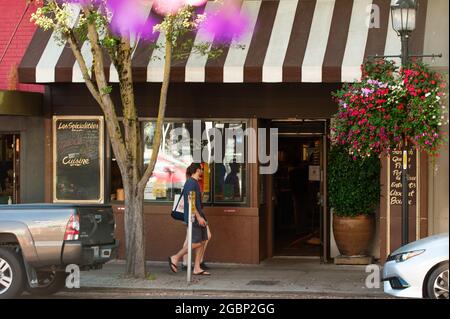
186;0;208;5
152;0;186;16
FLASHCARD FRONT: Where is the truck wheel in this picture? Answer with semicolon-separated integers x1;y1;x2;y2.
426;262;449;299
26;271;68;296
0;247;25;299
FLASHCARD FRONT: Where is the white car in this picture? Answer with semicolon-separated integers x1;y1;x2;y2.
383;233;449;299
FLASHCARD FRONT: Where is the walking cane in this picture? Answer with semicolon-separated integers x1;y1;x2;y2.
187;191;195;283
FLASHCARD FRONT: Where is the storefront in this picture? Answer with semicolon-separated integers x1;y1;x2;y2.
0;90;45;204
17;0;448;264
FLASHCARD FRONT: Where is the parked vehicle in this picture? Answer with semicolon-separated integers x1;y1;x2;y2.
0;204;118;298
383;233;449;299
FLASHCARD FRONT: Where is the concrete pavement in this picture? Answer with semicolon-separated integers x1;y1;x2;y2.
78;258;387;298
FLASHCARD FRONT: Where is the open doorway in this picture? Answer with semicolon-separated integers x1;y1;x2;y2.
273;136;322;257
0;134;20;204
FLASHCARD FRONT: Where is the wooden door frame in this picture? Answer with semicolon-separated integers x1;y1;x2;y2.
264;120;331;260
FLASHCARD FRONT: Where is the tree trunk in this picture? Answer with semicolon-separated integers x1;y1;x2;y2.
123;183;146;278
65;9;174;279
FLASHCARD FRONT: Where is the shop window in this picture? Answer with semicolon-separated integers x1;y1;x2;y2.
213;123;247;203
138;120;247;204
142;121;208;202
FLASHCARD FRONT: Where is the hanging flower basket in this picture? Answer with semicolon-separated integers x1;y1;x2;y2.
331;58;448;159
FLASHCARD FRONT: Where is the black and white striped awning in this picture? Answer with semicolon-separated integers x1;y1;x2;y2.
19;0;430;84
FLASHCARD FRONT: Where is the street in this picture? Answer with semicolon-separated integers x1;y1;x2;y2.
20;288;393;299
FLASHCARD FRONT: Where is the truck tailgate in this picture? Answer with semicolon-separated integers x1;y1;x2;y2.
77;206;115;245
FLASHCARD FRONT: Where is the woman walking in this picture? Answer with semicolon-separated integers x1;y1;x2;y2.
168;163;210;276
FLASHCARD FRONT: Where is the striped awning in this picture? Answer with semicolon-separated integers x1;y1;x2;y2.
19;0;430;84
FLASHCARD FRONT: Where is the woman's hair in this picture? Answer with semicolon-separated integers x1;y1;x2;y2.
186;162;202;178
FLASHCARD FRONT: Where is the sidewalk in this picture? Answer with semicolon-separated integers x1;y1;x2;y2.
79;258;386;298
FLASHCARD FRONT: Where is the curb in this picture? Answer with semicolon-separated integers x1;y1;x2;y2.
75;285;387;298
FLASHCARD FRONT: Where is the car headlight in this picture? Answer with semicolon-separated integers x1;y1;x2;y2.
389;249;425;263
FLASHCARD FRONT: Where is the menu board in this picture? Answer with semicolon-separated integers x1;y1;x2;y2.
53;116;104;203
388;148;418;249
389;149;417;207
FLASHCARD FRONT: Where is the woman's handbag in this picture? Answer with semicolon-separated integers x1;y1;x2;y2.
171;190;185;221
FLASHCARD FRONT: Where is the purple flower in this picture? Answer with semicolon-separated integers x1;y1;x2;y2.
200;0;250;44
361;87;374;97
108;0;158;39
367;79;380;86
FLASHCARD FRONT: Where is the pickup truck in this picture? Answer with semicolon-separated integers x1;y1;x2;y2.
0;204;118;298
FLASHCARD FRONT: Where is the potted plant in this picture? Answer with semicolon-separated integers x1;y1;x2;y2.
328;145;381;256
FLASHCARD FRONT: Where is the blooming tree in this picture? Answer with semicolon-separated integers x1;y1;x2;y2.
331;58;448;159
30;0;248;278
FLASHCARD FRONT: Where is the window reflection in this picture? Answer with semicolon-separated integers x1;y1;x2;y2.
213;123;246;203
129;120;247;204
143;122;194;201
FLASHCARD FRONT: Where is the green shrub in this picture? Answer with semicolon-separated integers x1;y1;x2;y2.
328;145;381;217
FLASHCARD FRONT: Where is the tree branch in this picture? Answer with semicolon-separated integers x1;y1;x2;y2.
82;9;129;178
137;33;172;194
67;31;102;105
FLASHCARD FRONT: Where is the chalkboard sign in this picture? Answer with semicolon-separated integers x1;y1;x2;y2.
389;149;417;207
388;148;418;248
53;116;104;203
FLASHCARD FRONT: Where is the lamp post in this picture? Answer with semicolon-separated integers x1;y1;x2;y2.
390;0;418;246
367;0;440;248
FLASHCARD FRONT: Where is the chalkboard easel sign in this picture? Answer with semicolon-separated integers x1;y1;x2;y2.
53;116;104;203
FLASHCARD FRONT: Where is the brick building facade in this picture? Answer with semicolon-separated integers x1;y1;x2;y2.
0;0;42;92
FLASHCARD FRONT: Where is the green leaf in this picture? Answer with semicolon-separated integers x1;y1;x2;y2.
101;86;112;95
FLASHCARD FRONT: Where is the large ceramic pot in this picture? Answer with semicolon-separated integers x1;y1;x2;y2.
333;214;375;256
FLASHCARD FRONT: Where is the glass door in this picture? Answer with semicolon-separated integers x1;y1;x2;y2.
0;134;20;204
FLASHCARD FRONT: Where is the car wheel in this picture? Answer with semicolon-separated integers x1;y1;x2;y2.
0;247;25;299
26;271;68;296
426;262;449;299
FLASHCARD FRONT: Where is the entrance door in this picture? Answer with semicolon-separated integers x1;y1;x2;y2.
0;134;20;204
268;120;328;259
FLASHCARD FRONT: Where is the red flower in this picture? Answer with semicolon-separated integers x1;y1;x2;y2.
397;104;404;110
